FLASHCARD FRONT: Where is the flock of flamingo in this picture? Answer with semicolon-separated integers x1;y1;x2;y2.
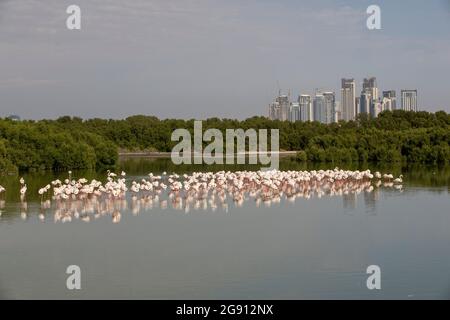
0;169;403;223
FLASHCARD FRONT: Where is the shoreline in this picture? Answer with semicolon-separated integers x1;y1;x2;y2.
119;151;298;158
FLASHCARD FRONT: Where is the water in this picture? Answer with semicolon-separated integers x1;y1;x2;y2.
0;158;449;299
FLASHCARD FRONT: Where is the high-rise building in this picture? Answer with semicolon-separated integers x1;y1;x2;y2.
298;94;312;122
382;97;393;112
370;100;382;118
276;94;290;121
313;93;325;123
363;77;378;101
268;102;280;120
312;91;335;124
360;91;372;114
334;101;341;122
341;78;356;121
355;97;360;117
268;91;291;120
322;91;336;124
289;102;300;122
401;90;418;111
382;90;396;110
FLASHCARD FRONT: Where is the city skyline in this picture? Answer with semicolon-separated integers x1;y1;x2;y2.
1;0;450;120
268;75;420;123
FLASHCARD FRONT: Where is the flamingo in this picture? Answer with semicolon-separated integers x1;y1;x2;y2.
19;177;27;199
393;175;403;184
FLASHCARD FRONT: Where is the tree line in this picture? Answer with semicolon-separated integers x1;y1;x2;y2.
0;110;449;173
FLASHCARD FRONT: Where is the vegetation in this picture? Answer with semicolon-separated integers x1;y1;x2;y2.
0;110;449;173
0;118;117;172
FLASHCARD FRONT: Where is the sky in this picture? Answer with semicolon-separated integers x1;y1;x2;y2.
0;0;449;120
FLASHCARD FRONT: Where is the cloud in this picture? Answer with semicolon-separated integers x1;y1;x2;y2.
0;0;449;119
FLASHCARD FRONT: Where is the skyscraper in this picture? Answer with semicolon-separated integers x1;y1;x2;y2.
313;93;325;123
363;77;378;101
334;101;341;122
289;102;300;122
298;94;312;122
322;92;336;124
268;101;280;120
382;90;396;110
341;78;356;121
370;100;382;118
401;90;418;111
360;91;372;114
268;91;291;120
355;97;360;117
276;94;290;121
382;97;393;112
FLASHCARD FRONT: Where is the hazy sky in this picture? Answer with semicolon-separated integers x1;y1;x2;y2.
0;0;449;120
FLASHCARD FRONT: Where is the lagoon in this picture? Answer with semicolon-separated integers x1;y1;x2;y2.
0;158;449;299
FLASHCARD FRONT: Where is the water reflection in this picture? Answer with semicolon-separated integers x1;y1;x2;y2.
0;158;449;224
0;160;449;300
0;170;406;224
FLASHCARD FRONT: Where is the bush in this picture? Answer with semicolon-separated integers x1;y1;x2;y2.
295;150;307;162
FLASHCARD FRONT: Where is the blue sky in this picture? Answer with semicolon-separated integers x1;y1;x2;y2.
0;0;449;119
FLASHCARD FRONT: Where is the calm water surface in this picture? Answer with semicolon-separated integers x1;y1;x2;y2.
0;159;449;299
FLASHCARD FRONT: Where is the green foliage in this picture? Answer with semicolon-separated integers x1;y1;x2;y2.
295;150;307;162
0;110;449;172
0;119;116;172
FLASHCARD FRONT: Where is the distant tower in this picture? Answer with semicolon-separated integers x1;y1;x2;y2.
269;101;281;120
341;78;356;121
363;77;378;101
313;92;325;123
360;91;372;114
382;97;393;112
276;94;290;121
289;102;300;122
322;91;336;124
370;100;382;118
355;97;360;116
298;94;313;122
401;90;418;111
382;90;397;110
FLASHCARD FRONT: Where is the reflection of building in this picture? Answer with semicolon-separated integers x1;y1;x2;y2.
401;89;418;111
341;78;356;121
298;94;313;122
343;193;357;210
364;188;380;214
